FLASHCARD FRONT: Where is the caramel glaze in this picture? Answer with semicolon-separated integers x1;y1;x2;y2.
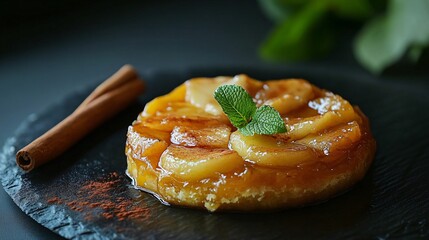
127;114;375;211
125;77;376;211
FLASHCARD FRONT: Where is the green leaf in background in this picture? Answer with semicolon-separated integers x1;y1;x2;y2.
354;17;391;73
260;0;334;61
329;0;374;20
259;0;375;21
355;0;429;73
408;45;426;62
259;0;429;73
258;0;294;23
259;0;375;62
213;85;256;128
258;0;316;23
240;105;287;136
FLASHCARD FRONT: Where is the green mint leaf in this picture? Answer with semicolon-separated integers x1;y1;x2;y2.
239;105;287;136
214;85;287;135
214;85;256;128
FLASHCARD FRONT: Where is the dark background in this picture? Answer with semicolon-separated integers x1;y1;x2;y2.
0;1;428;239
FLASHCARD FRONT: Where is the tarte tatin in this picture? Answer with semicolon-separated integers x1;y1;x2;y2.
125;75;376;212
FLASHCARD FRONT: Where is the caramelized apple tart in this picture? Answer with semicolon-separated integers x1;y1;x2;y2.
125;75;376;212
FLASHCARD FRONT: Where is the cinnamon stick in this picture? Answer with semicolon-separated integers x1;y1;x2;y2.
76;64;138;112
16;65;145;171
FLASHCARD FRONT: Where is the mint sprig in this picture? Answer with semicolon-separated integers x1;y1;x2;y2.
214;85;287;136
213;85;256;128
240;105;287;135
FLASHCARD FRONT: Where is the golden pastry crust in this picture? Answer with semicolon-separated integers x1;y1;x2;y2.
125;75;376;212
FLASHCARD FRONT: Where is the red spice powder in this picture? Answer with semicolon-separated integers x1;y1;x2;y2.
47;172;150;222
47;197;62;204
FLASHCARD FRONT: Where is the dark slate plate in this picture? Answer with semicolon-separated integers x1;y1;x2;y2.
1;68;429;239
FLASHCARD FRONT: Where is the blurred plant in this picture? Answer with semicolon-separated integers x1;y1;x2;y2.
259;0;429;74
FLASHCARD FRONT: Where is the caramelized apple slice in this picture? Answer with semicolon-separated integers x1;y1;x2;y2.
170;125;232;148
256;79;316;114
185;76;230;116
142;84;186;117
225;74;263;96
140;102;228;131
229;131;317;167
285;94;358;140
142;116;225;132
296;121;362;156
308;92;355;115
264;94;311;115
185;75;262;115
160;145;244;181
126;124;169;169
